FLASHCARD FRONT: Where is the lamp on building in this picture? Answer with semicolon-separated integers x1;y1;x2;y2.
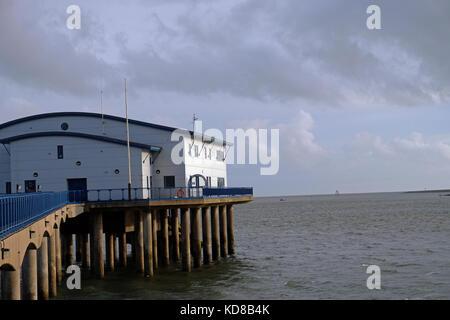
16;184;22;192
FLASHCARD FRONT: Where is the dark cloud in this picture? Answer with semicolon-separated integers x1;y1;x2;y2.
122;0;450;106
0;0;120;97
1;0;449;107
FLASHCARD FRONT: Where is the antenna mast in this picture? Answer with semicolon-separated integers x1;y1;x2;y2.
125;79;132;200
193;114;199;132
100;90;105;135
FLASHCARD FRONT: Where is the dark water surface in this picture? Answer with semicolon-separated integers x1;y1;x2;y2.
58;192;450;300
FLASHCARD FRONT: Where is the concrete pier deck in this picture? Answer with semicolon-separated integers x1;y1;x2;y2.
0;189;252;300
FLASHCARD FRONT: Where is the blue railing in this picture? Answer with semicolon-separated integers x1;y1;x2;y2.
0;190;85;239
0;187;253;239
85;186;253;202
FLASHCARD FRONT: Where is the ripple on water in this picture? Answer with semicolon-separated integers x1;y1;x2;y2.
56;193;450;299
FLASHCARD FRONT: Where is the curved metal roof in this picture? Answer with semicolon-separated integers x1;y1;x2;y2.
0;131;162;152
0;112;177;132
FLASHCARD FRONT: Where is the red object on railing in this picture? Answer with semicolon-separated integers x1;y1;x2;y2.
177;188;186;198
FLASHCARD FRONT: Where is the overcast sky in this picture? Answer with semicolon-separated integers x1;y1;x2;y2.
1;0;450;196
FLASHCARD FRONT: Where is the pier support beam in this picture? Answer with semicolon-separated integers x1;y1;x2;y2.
82;234;90;269
135;212;145;274
38;236;49;300
93;211;104;279
171;208;180;263
119;232;127;267
49;231;57;297
1;269;21;300
65;234;74;266
131;231;137;263
144;210;154;277
181;208;191;272
211;206;220;261
55;228;62;285
106;233;115;272
161;209;170;267
152;208;159;270
219;205;228;257
192;207;202;268
227;205;235;255
114;235;119;265
89;232;95;271
76;234;82;263
22;247;38;300
202;207;212;265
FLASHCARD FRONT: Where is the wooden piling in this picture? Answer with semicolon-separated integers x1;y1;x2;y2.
181;208;191;272
1;269;21;300
82;233;90;268
22;248;38;300
38;236;49;300
76;234;82;262
171;208;180;263
106;233;115;271
135;211;145;274
219;205;228;257
202;206;212;265
55;227;62;285
211;206;220;261
119;232;127;267
49;231;57;297
89;231;95;272
144;210;154;277
93;211;104;279
113;235;119;265
227;205;235;255
66;234;74;266
192;207;202;268
161;209;170;267
152;208;159;269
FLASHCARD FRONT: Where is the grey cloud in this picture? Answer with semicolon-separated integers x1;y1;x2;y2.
121;0;450;106
0;0;120;97
1;0;449;107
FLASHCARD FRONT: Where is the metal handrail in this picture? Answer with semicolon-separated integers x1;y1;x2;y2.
0;190;85;239
0;187;253;239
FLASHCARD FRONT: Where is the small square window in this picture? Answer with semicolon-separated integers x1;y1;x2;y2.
57;145;64;159
164;176;175;188
195;145;199;157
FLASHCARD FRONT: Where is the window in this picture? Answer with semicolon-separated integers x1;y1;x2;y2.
5;182;11;194
218;177;225;188
25;180;36;193
195;145;199;157
57;145;64;159
164;176;175;188
208;148;212;159
207;176;212;187
61;122;69;131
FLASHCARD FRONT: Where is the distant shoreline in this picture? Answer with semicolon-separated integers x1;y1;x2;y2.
256;188;450;198
404;189;450;194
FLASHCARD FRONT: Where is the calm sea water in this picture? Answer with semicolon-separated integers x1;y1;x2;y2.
57;192;450;300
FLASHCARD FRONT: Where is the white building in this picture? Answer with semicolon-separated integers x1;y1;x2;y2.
0;112;228;196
